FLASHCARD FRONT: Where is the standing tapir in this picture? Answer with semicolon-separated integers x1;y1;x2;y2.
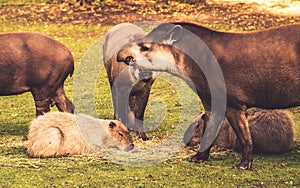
103;23;156;140
0;32;74;116
117;22;300;169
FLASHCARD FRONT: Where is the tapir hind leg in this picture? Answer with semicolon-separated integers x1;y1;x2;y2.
226;107;253;170
51;86;74;114
33;99;51;116
31;88;51;116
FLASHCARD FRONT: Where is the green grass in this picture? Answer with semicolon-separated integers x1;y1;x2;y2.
0;13;299;188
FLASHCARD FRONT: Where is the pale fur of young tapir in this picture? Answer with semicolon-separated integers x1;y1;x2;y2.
27;112;134;158
184;107;295;154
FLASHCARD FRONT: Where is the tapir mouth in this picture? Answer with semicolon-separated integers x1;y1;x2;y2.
139;69;153;81
132;66;153;81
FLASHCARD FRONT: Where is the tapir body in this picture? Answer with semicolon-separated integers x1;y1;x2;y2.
0;32;74;116
117;22;300;169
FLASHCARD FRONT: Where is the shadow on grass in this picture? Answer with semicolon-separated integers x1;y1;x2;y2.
0;123;28;136
0;146;27;156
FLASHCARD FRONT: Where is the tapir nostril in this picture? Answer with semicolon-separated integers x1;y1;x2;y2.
125;56;134;65
116;53;134;65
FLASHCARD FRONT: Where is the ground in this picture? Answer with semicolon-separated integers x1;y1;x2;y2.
0;0;300;30
0;0;299;187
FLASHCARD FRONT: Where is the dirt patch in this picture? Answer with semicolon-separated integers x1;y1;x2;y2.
0;1;300;30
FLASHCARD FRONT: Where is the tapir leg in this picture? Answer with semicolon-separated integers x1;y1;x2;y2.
51;86;74;114
112;79;154;141
31;88;51;116
34;99;51;116
189;114;213;162
225;107;253;170
31;85;74;116
129;79;155;141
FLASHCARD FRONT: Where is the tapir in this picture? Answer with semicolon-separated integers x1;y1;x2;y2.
0;32;74;116
117;22;300;169
103;23;156;140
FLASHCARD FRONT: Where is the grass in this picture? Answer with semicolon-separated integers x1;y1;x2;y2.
0;8;300;188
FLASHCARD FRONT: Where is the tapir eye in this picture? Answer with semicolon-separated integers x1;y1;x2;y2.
140;45;149;52
119;131;124;137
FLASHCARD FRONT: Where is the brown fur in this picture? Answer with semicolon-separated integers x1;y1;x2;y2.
184;108;295;154
117;22;300;169
0;32;74;116
103;23;155;140
27;112;134;158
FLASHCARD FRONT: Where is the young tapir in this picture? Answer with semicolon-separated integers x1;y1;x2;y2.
0;32;74;116
184;107;295;154
117;22;300;169
27;112;134;158
103;23;156;140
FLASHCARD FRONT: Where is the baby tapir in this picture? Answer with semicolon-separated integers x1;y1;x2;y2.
27;112;134;158
0;32;74;116
184;107;295;154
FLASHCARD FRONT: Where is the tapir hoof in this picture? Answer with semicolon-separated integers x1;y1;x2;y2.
233;160;253;170
139;132;149;141
189;152;209;163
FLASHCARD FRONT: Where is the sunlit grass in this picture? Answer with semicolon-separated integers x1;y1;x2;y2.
0;11;299;188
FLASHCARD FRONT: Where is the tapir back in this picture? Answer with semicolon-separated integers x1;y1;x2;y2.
0;32;74;95
180;23;300;109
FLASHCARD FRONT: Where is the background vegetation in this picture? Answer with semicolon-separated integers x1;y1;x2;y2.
0;0;299;187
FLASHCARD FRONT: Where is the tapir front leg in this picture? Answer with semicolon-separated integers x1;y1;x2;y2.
189;112;213;162
226;106;253;170
112;80;153;141
128;79;155;140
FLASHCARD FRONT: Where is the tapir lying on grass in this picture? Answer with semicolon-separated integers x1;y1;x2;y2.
27;112;134;158
184;107;295;154
117;22;300;169
103;23;156;140
0;32;74;116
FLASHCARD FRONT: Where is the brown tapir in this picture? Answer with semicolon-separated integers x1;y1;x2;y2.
0;32;74;116
103;23;156;140
184;107;295;154
117;22;300;169
27;112;134;158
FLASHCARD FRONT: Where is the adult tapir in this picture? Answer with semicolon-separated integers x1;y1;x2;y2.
0;32;74;116
117;22;300;169
103;23;156;140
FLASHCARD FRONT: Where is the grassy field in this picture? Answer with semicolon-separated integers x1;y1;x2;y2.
0;3;300;187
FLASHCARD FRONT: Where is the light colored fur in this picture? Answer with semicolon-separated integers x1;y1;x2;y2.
27;112;133;158
184;108;295;154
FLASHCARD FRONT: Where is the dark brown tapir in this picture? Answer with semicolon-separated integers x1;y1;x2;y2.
117;22;300;169
0;32;74;116
103;23;156;140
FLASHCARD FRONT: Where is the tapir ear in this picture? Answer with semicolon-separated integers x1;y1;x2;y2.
109;122;116;129
163;25;183;45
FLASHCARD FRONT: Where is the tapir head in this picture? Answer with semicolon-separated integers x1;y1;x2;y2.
117;23;183;73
